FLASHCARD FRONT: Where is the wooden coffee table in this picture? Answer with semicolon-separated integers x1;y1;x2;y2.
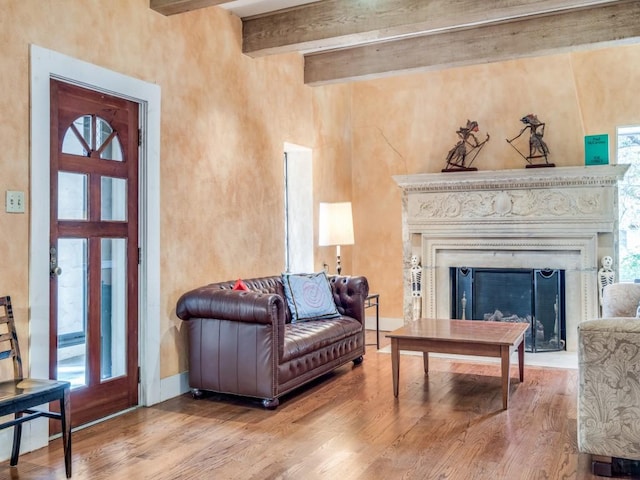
386;318;529;409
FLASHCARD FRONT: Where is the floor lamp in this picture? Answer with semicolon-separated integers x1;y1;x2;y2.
318;202;355;275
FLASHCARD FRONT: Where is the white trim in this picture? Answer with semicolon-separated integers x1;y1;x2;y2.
26;44;161;456
364;316;402;332
161;371;191;402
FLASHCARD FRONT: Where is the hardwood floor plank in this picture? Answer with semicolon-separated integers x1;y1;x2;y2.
0;332;604;480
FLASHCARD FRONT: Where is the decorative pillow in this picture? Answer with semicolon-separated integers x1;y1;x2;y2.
232;278;249;291
281;272;340;323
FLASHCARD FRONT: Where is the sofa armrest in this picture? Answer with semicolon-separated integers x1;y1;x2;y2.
176;287;286;325
328;275;370;324
577;317;640;459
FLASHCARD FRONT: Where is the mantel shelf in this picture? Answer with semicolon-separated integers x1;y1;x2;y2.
393;165;629;193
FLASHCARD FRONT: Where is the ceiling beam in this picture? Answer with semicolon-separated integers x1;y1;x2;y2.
150;0;233;16
304;1;640;85
242;0;625;57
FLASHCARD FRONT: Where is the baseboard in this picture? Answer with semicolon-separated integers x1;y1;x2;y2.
0;418;48;463
365;316;403;332
160;371;190;402
0;428;13;462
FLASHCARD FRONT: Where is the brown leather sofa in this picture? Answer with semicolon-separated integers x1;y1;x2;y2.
176;274;369;408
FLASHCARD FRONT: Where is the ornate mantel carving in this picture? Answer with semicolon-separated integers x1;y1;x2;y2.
413;189;602;219
393;165;629;352
396;165;627;227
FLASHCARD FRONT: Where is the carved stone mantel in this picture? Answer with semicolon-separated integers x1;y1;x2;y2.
393;165;629;352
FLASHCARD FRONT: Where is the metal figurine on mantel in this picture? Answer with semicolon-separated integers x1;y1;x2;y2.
443;120;490;172
506;113;554;168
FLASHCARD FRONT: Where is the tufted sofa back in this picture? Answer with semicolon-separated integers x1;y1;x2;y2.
207;275;291;322
205;274;369;325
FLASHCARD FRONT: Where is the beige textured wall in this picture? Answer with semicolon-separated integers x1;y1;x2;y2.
351;45;640;319
0;0;350;379
312;84;354;272
2;0;639;383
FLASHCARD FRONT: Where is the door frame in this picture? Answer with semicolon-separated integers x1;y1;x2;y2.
28;45;161;448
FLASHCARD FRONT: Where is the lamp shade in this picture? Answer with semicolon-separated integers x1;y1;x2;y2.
318;202;355;246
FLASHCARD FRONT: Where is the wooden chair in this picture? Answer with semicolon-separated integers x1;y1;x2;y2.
0;295;72;477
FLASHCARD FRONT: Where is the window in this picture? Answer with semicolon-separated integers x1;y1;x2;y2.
284;144;313;273
617;126;640;282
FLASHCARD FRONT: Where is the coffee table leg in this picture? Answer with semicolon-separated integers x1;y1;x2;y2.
501;345;510;410
518;339;525;382
423;352;429;375
391;338;400;397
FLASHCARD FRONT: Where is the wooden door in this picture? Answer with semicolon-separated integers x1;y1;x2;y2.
49;79;139;427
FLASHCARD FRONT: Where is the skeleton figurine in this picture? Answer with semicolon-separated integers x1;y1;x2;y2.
598;255;615;312
410;255;422;320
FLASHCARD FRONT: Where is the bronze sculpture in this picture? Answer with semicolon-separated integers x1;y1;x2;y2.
506;114;554;168
443;120;490;172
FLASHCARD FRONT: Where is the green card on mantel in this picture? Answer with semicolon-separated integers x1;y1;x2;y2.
585;134;609;165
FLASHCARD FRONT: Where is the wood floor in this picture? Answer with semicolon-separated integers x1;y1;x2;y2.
1;331;604;480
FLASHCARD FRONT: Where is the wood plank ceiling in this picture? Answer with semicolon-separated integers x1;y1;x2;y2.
151;0;640;85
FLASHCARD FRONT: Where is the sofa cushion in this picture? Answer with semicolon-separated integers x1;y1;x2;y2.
282;272;340;323
282;317;362;362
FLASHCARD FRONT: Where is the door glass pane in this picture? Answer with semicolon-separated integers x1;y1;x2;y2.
57;238;88;388
100;135;123;161
58;172;88;220
97;117;124;161
101;176;127;221
61;115;91;156
101;238;127;380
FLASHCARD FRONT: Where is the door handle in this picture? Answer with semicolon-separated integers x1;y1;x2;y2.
50;246;62;277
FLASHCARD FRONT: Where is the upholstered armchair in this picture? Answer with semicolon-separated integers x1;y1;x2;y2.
577;282;640;476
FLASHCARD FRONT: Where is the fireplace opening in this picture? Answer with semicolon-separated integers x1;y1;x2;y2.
450;267;566;352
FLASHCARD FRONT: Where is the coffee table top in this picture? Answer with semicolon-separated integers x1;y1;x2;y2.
387;318;529;346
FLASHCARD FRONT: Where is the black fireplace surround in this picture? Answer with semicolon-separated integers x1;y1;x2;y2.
450;267;566;352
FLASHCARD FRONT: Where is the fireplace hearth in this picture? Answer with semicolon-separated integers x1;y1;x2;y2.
450;267;566;352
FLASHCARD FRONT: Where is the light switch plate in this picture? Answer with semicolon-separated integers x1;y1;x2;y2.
6;190;25;213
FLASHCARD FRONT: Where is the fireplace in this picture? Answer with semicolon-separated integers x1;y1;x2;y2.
394;165;629;353
450;267;566;352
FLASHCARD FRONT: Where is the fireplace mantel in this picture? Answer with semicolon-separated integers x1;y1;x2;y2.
393;165;629;352
394;165;627;192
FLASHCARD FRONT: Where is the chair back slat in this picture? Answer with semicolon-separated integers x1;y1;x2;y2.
0;296;23;380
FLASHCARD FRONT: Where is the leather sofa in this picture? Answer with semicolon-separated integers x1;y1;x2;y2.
176;274;369;408
577;282;640;476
